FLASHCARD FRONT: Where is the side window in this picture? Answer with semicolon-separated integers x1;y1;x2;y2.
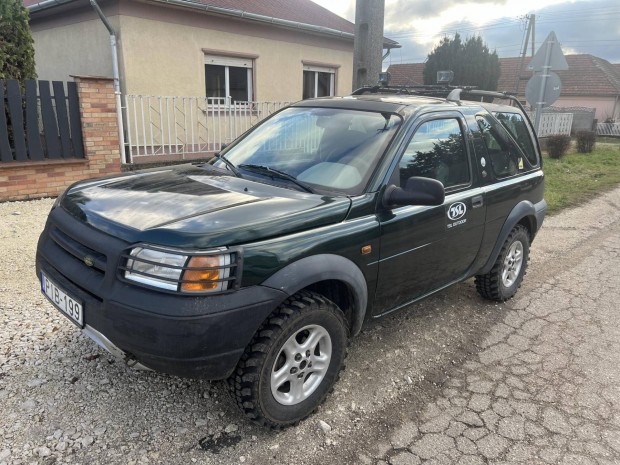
493;112;539;166
399;118;470;189
476;115;522;179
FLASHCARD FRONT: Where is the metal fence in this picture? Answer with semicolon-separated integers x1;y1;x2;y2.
596;122;620;137
123;96;290;161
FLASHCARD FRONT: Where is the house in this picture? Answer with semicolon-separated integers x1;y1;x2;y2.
387;54;620;122
25;0;400;102
387;62;425;87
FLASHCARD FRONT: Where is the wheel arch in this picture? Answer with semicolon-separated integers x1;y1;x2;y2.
261;254;368;337
478;200;537;276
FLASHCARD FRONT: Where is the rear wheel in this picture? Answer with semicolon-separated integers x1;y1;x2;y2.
228;291;347;428
475;225;530;301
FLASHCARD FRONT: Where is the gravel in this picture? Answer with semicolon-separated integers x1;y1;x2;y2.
1;187;619;464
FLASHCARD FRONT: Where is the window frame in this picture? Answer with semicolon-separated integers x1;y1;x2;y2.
204;52;256;105
393;114;473;193
491;111;540;168
302;63;336;99
475;113;535;180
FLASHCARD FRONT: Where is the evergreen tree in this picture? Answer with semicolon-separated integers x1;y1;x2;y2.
0;0;37;82
423;33;499;90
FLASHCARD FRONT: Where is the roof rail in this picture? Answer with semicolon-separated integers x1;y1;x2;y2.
352;86;528;112
458;89;530;116
351;85;477;98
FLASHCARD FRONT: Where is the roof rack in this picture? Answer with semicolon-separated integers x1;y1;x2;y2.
351;85;528;114
351;84;478;98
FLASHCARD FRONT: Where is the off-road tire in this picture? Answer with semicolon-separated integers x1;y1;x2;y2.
475;224;530;302
228;291;348;429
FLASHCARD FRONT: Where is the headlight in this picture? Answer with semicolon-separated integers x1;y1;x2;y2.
123;246;236;293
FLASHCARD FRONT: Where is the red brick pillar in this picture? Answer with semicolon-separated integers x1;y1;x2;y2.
73;76;122;176
0;76;122;202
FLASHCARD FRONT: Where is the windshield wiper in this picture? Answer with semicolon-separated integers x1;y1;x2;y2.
238;164;315;193
213;153;241;178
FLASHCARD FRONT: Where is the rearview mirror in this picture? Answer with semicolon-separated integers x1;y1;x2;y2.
382;177;445;208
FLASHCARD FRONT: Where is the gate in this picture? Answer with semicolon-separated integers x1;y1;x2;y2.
124;96;290;162
597;122;620;137
1;80;84;163
534;113;573;137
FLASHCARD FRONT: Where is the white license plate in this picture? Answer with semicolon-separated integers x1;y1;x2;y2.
41;273;84;327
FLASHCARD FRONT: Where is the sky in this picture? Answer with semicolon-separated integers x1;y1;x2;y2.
312;0;620;65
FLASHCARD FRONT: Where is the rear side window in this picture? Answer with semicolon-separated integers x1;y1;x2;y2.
399;118;470;189
493;112;539;166
476;115;523;179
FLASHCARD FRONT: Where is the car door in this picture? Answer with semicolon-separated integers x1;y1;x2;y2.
373;112;486;316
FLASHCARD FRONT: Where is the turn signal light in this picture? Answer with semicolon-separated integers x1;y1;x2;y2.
181;256;221;292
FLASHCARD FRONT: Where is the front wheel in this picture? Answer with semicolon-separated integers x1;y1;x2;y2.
228;291;348;428
475;225;530;301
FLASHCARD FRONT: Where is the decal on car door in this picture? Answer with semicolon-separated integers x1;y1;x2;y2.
446;201;467;229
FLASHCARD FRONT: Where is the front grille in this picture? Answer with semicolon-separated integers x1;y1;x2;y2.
50;227;107;274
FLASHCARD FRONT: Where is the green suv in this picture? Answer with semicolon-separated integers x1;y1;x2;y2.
36;88;546;428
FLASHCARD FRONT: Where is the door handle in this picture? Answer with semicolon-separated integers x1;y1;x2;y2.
472;195;484;208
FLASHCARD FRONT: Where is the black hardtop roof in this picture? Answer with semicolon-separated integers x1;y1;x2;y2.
292;94;464;114
292;94;525;115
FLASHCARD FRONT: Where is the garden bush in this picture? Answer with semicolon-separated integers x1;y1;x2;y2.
545;135;571;159
575;130;596;153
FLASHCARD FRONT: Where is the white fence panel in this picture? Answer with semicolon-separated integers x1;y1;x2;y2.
597;122;620;137
535;113;573;137
123;96;290;161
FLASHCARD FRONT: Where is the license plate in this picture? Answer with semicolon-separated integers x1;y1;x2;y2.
41;273;84;327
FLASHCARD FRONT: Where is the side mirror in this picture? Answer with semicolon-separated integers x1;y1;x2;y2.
382;177;445;208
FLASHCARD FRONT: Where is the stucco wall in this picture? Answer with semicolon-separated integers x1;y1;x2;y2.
31;15;118;83
555;96;619;121
116;5;354;101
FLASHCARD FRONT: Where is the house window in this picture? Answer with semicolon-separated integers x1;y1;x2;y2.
303;65;335;99
205;54;253;104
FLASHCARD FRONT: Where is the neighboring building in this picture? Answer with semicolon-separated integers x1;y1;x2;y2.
387;62;425;87
25;0;400;102
388;54;620;122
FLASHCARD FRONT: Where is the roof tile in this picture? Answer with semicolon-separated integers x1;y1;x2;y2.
24;0;355;33
388;55;620;97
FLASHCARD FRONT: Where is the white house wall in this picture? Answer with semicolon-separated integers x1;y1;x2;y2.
115;3;354;101
30;7;118;83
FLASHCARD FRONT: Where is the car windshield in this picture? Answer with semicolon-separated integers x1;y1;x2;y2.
213;107;402;195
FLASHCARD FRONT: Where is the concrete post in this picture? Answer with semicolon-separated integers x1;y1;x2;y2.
352;0;385;90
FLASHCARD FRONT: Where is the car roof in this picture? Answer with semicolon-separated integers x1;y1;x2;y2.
292;94;524;116
292;94;456;114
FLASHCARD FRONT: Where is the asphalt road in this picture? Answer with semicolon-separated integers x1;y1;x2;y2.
1;186;619;465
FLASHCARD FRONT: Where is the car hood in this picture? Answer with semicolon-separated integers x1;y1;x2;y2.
61;165;352;248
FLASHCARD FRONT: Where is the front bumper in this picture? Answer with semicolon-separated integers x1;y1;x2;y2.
36;207;287;379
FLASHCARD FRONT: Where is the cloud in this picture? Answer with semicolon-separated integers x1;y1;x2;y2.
385;0;507;24
384;0;620;63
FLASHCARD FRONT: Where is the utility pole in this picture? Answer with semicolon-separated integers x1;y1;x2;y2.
515;14;536;94
352;0;385;90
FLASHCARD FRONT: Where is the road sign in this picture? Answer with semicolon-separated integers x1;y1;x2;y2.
528;31;568;71
525;72;562;108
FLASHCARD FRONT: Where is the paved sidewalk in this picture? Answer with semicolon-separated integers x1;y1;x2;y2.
364;200;620;464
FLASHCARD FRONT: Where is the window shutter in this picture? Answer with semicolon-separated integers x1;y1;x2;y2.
303;64;335;74
205;55;253;68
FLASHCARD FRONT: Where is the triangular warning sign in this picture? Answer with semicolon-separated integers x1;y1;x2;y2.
528;31;568;71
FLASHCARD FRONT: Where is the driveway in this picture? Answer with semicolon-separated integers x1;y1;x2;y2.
1;186;619;465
